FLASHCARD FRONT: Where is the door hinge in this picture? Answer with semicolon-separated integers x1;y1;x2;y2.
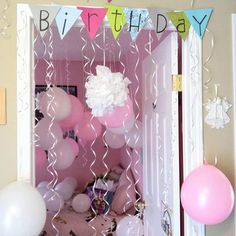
172;74;182;92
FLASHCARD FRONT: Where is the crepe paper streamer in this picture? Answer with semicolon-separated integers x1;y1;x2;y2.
167;11;191;41
185;8;213;39
106;5;126;39
78;7;107;40
30;5;61;38
55;7;82;40
124;8;149;42
149;9;168;40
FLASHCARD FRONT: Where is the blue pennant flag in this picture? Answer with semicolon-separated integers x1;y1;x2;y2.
124;8;149;42
184;8;213;39
55;6;82;40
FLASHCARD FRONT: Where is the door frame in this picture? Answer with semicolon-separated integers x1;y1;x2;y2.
16;4;204;236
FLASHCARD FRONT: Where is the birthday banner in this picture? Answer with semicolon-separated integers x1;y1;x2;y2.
29;5;213;41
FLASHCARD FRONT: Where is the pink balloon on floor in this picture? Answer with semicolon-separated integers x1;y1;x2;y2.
65;137;79;156
98;97;134;128
72;194;91;213
35;117;63;150
59;95;84;131
74;112;102;141
181;162;235;225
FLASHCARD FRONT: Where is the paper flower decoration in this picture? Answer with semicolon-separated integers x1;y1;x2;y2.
85;65;131;116
204;96;232;129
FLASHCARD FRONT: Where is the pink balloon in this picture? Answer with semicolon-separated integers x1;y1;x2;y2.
181;163;235;224
72;194;91;213
43;190;64;212
35;148;47;169
98;97;134;128
59;95;84;131
48;139;75;170
35;117;63;150
124;120;142;148
105;130;125;149
55;182;74;201
65;137;79;156
39;87;71;121
74;112;102;141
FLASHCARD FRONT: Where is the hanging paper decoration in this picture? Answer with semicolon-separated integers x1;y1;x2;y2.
167;11;191;41
55;7;82;40
77;7;107;40
149;9;168;40
30;5;61;38
85;65;131;117
106;5;126;39
124;8;149;41
185;8;213;39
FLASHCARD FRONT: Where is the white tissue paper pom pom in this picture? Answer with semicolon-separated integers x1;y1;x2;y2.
85;65;131;116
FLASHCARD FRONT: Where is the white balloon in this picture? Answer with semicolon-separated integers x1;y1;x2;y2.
63;177;78;190
55;182;74;201
116;216;143;236
39;86;71;121
35;117;63;150
37;181;49;188
0;181;46;236
43;190;64;212
72;194;91;213
124;120;142;148
108;114;135;134
48;139;75;170
105;130;126;149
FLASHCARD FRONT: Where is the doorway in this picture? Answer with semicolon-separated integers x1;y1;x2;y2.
17;4;204;236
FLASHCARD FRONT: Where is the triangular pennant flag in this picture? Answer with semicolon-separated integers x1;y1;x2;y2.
167;11;191;41
149;9;168;40
55;7;82;40
78;7;107;40
106;5;126;39
124;8;149;42
185;8;213;39
30;5;61;38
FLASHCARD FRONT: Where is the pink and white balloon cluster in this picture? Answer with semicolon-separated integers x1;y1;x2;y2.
37;177;78;212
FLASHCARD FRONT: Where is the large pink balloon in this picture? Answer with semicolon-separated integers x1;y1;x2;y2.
181;163;235;224
35;117;63;150
48;139;75;170
65;137;79;156
39;87;71;121
59;95;84;130
98;97;134;128
74;112;102;141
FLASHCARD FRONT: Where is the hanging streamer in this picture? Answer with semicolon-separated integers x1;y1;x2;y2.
0;0;10;38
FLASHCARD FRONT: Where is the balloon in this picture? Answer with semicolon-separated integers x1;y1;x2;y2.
35;148;47;169
39;86;71;121
65;137;79;156
35;117;63;150
37;186;48;197
59;95;84;130
105;130;125;149
116;215;143;236
48;139;75;170
74;111;102;141
108;113;135;134
72;194;91;213
43;189;64;212
124;120;142;148
0;181;46;236
181;162;235;224
55;181;74;201
37;181;49;189
98;97;134;128
63;176;78;190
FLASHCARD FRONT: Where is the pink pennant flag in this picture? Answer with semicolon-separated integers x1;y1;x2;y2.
78;7;107;40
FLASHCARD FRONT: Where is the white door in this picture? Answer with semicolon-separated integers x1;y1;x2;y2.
142;32;180;236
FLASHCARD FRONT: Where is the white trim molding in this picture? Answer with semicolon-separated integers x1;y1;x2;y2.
17;4;204;236
182;27;205;236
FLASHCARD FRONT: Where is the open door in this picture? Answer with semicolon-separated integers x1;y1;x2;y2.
142;32;180;236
